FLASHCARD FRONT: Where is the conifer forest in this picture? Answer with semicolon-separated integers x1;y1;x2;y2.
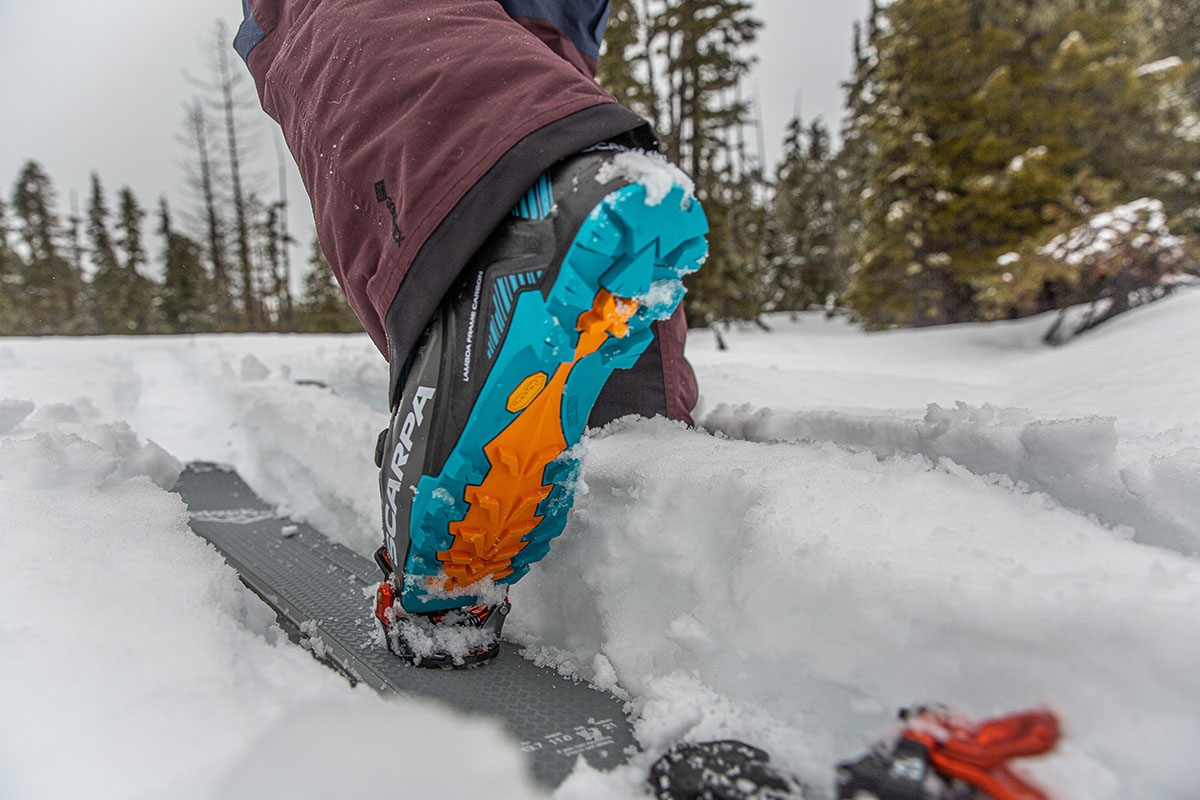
2;0;1197;342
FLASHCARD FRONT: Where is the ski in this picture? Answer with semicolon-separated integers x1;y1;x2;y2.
175;461;636;788
175;462;1063;799
174;460;816;796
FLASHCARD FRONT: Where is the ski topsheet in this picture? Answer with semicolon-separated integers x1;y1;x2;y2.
175;462;636;788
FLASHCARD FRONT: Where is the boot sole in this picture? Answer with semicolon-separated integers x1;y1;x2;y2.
401;181;708;611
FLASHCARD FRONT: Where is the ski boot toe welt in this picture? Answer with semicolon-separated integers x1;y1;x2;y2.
375;580;510;669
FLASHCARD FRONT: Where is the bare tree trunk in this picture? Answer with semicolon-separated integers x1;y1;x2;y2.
185;100;232;327
638;0;662;133
664;8;683;165
274;131;294;331
214;20;258;329
688;59;701;183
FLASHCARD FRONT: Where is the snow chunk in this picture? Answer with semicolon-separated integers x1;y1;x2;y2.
0;398;34;434
703;401;1200;555
595;150;695;207
1007;146;1047;173
0;432;117;490
1058;30;1084;52
0;414;180;491
240;353;270;381
1137;56;1183;77
887;200;911;223
231;371;388;555
636;279;691;321
386;610;500;666
1038;198;1183;266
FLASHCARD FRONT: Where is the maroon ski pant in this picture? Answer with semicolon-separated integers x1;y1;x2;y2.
235;0;698;425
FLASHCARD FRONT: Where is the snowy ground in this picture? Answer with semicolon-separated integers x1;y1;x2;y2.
3;291;1199;799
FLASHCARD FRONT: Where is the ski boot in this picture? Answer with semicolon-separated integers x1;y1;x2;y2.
373;147;708;666
836;706;1061;800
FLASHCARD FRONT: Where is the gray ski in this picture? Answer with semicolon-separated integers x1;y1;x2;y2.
175;462;635;788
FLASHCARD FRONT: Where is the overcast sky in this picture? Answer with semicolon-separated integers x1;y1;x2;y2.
0;0;869;262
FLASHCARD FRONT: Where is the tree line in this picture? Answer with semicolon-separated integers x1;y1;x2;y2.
0;161;358;336
600;0;1200;341
2;3;1198;341
0;20;360;338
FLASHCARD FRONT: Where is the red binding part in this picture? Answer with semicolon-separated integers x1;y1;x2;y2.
374;582;395;628
903;709;1061;800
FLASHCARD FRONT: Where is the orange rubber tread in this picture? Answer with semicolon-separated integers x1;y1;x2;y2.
437;289;637;590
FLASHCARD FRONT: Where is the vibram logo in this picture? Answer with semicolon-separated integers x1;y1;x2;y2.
507;372;548;413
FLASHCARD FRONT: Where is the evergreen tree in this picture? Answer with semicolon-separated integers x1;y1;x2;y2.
1163;0;1200;104
297;235;362;333
86;177;157;333
648;0;761;179
114;186;159;332
87;173;125;332
597;0;659;124
593;0;770;327
256;198;293;331
833;6;882;313
639;0;764;325
843;0;1196;327
1130;0;1199;102
12;161;81;334
1139;0;1200;236
115;188;146;277
767;118;844;311
157;196;210;333
270;132;296;332
686;164;767;325
0;196;22;334
243;193;275;329
62;199;89;332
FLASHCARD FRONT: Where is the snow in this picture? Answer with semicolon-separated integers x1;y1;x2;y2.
4;291;1200;798
1007;146;1047;174
594;149;696;208
1137;56;1184;77
1038;198;1184;267
383;605;501;665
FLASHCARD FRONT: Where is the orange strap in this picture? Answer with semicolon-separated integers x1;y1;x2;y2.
905;710;1060;800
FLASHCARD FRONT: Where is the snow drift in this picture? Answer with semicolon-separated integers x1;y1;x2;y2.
3;292;1200;799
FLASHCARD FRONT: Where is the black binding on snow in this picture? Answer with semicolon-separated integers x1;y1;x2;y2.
836;737;978;800
648;740;799;800
835;705;1060;800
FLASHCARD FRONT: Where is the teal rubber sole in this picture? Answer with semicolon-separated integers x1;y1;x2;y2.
401;181;708;612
